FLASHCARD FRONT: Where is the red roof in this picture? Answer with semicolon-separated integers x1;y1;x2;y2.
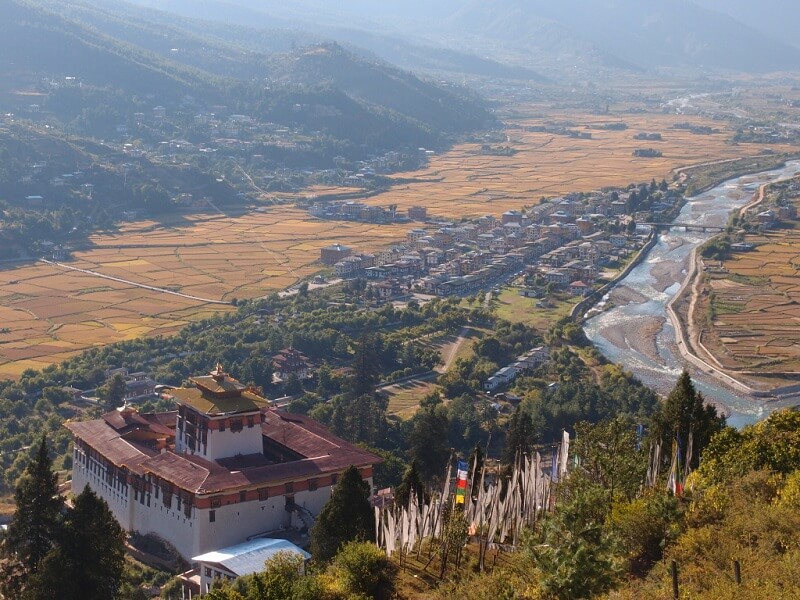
66;407;379;495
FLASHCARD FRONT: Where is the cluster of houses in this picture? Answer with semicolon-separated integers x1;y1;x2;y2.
484;346;550;392
318;190;654;300
309;201;428;224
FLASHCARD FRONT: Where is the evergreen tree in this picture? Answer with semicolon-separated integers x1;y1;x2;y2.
26;485;125;600
394;459;427;508
351;334;381;397
650;370;724;470
329;392;387;446
526;496;622;599
316;362;335;396
310;466;373;562
284;373;303;396
100;373;127;410
502;406;535;466
408;404;450;483
4;436;62;575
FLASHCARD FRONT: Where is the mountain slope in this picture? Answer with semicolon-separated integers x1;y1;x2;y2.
264;44;489;133
694;0;800;50
3;0;492;146
447;0;800;73
128;0;800;75
0;0;218;99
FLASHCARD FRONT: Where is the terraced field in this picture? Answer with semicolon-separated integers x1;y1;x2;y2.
352;111;797;218
0;207;414;379
2;106;796;379
700;223;800;375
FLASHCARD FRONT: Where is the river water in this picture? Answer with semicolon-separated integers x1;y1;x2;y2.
584;160;800;427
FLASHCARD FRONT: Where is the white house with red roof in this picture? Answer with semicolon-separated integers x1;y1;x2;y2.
66;365;379;561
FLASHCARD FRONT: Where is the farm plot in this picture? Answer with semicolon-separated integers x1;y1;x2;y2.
353;111;797;218
700;232;800;374
0;263;230;380
0;207;414;379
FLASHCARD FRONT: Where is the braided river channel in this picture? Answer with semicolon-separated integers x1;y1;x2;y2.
583;160;800;427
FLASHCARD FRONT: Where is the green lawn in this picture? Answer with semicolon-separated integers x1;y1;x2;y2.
494;288;576;329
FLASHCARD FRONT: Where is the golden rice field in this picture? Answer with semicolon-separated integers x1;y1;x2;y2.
701;231;800;375
0;207;414;379
2;106;797;379
0;265;231;379
353;111;797;218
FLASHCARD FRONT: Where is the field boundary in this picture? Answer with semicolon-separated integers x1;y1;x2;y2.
41;259;231;305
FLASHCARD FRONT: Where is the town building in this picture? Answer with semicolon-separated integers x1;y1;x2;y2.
408;206;427;220
320;244;352;265
188;537;310;595
272;348;312;381
66;365;379;561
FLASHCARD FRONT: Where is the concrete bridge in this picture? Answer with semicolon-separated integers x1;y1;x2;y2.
642;222;726;233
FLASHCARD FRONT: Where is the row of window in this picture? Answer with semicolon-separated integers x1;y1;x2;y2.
206;476;329;509
74;446;128;493
219;415;256;432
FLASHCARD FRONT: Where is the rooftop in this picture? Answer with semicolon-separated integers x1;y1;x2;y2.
171;365;269;416
170;387;267;416
67;407;379;495
192;538;310;575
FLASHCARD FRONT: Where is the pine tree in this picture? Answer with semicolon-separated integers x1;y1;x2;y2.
100;373;127;410
651;370;724;469
502;406;535;466
394;459;426;509
351;334;381;397
408;404;450;483
310;465;373;562
27;485;126;600
4;436;62;575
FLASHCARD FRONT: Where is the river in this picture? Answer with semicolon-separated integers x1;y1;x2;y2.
584;160;800;427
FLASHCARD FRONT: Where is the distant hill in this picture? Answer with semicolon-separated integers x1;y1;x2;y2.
0;0;215;100
130;0;800;75
263;44;489;133
446;0;800;73
694;0;800;51
43;0;493;132
0;0;492;153
124;0;549;81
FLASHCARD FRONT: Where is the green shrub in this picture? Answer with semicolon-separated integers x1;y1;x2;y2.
331;541;391;597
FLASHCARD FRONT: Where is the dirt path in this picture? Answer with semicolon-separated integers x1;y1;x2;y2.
739;182;768;218
664;249;760;396
41;259;231;305
437;325;473;374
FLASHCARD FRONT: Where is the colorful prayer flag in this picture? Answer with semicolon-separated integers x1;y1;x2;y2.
455;459;468;504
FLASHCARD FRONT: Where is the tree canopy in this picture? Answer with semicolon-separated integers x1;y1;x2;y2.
310;465;373;562
650;370;725;469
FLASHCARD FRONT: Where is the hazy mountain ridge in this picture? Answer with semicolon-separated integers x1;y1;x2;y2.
445;0;800;73
694;0;800;50
1;0;492;150
127;0;800;75
0;0;216;99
